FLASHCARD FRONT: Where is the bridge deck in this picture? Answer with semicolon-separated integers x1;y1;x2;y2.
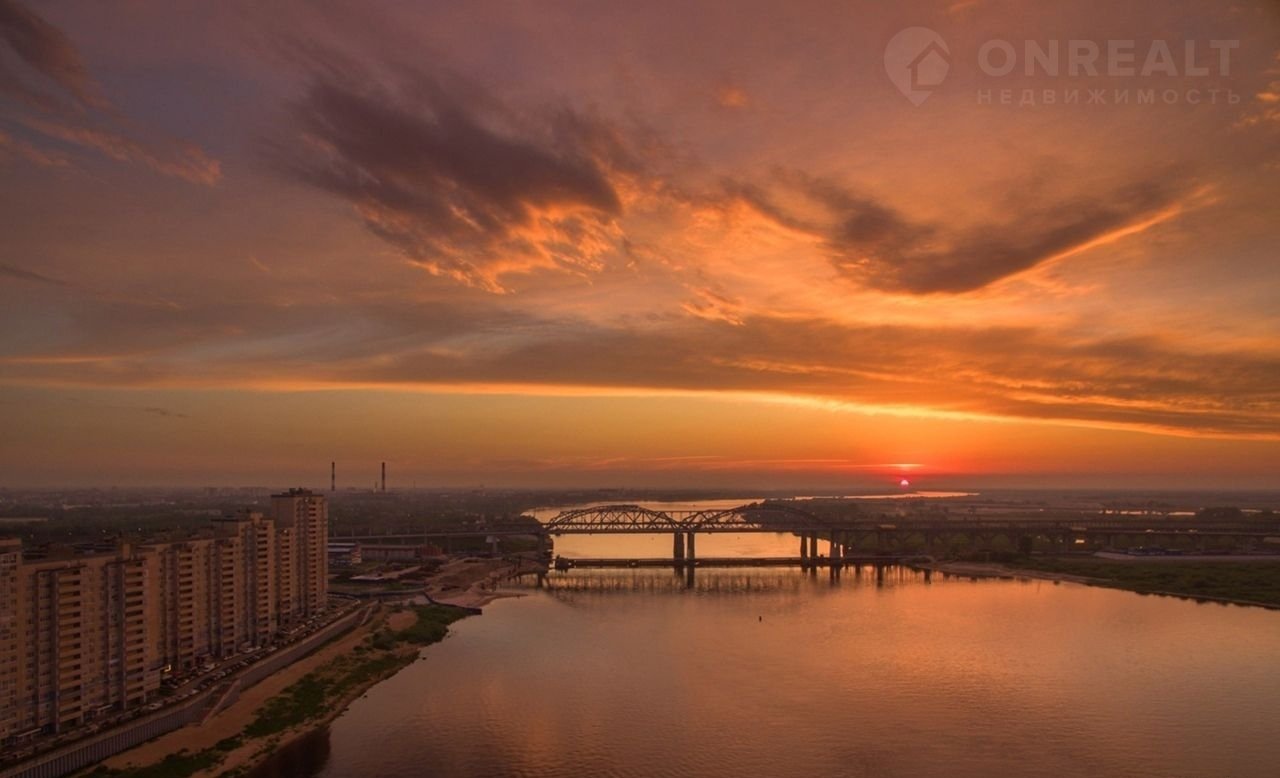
555;555;910;569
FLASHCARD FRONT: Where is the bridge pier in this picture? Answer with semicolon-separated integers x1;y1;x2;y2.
674;532;685;562
807;533;817;560
799;534;809;567
684;533;697;588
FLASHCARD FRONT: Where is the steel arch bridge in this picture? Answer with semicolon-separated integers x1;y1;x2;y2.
542;502;836;534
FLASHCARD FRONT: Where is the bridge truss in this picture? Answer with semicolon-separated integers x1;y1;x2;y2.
542;503;836;534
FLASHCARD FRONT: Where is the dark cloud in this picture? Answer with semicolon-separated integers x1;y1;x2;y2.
732;172;1184;294
273;69;632;288
0;0;98;106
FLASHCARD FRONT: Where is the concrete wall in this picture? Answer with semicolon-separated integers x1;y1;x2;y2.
0;690;210;778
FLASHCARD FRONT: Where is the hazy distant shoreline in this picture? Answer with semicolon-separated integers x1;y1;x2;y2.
920;557;1280;610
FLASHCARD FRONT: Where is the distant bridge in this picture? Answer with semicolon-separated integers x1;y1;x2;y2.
334;501;1280;565
542;503;834;533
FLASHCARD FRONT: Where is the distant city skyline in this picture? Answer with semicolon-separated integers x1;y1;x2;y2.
1;0;1278;489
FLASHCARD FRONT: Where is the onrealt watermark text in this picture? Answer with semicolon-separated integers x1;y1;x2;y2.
884;29;1243;107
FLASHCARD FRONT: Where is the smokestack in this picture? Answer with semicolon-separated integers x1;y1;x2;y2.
381;461;386;492
330;461;335;492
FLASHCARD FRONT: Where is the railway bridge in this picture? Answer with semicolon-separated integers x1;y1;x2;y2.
335;501;1280;565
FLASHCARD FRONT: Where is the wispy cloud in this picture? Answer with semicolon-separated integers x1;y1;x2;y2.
0;0;220;184
1;293;1276;439
141;406;188;419
0;127;66;166
20;116;221;184
0;261;69;286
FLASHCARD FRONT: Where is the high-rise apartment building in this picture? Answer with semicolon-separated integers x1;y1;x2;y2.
270;489;328;628
7;545;161;738
212;510;277;649
0;539;21;740
0;491;328;741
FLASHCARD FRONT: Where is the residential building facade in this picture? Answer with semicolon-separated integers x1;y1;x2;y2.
0;490;328;742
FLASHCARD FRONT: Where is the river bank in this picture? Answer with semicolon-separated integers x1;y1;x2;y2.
917;556;1280;610
80;556;534;778
424;556;537;608
88;603;473;778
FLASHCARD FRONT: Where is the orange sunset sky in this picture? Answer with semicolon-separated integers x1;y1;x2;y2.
1;0;1278;488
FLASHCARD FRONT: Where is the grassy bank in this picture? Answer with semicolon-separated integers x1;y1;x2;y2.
1015;558;1280;607
92;605;472;778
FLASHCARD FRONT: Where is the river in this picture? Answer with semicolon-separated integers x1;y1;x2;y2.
252;560;1280;777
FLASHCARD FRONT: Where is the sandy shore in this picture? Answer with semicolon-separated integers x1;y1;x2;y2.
425;557;534;608
99;606;386;776
95;558;541;777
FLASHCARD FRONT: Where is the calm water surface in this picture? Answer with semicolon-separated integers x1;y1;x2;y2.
254;563;1280;778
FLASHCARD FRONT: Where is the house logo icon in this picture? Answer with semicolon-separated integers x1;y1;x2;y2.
884;27;951;105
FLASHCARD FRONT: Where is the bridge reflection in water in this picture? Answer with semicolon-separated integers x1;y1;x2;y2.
543;502;904;587
520;563;931;596
548;553;913;588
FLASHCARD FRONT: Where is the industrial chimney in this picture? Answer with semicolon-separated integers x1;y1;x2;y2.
381;461;386;492
330;461;336;492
